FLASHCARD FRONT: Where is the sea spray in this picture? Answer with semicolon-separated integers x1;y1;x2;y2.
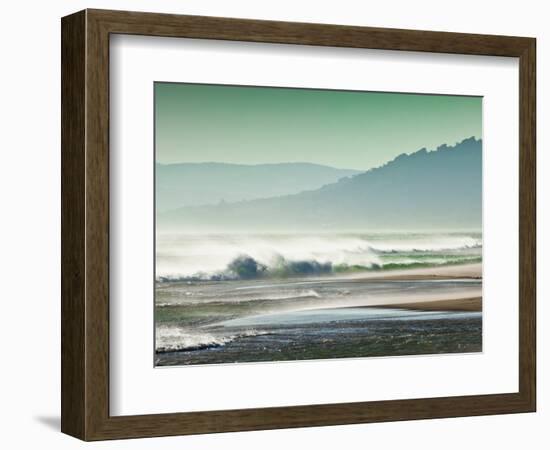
156;232;482;282
155;325;270;353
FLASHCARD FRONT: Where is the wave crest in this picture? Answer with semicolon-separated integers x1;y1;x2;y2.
155;326;268;353
157;254;481;282
156;233;482;282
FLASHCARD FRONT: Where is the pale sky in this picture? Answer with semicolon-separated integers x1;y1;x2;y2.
155;82;482;171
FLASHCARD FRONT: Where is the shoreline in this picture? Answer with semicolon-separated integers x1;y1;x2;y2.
379;296;481;312
158;263;483;313
340;263;482;312
344;262;481;281
158;263;483;285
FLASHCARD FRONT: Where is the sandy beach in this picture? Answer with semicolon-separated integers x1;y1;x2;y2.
156;262;482;364
347;262;481;281
345;263;482;312
387;296;481;311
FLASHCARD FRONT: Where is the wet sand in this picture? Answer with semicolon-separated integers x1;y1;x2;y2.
346;262;481;281
349;264;482;312
387;296;481;311
156;263;483;365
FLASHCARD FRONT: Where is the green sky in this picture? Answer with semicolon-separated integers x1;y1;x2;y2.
155;82;481;170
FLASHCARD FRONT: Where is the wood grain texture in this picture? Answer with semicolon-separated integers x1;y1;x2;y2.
61;10;86;439
85;10;111;439
61;8;536;441
89;8;532;56
518;39;536;410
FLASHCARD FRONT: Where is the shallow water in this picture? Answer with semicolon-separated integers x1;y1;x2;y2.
221;307;480;327
155;275;482;366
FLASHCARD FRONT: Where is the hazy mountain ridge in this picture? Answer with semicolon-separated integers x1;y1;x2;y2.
156;162;360;211
159;137;482;231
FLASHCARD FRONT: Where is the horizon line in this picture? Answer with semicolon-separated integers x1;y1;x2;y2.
156;135;482;172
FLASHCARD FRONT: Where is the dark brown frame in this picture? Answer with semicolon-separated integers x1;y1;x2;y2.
61;8;536;441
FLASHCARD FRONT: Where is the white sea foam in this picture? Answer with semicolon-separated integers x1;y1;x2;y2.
155;289;322;306
155;325;267;353
157;234;380;277
156;232;482;280
368;235;482;253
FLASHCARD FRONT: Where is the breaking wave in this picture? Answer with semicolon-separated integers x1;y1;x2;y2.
155;326;269;353
156;233;482;282
156;254;482;282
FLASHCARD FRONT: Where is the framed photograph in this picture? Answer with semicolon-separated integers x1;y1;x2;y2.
61;9;536;440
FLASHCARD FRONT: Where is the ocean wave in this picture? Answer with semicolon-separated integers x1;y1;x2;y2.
367;257;481;271
156;254;481;283
155;289;322;307
372;244;482;254
156;233;482;282
368;240;482;253
251;289;321;301
156;234;382;277
155;326;269;353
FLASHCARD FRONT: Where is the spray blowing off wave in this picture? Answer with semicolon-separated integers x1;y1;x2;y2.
155;232;482;282
156;253;482;282
157;255;334;282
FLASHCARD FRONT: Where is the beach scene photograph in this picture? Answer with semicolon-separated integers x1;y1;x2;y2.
154;82;482;366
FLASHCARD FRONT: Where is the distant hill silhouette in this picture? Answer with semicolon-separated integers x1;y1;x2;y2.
156;162;360;211
159;137;482;231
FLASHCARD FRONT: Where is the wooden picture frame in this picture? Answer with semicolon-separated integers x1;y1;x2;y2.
61;9;536;441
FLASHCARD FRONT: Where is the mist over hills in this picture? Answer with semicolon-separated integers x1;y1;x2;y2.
159;137;482;231
156;162;360;211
